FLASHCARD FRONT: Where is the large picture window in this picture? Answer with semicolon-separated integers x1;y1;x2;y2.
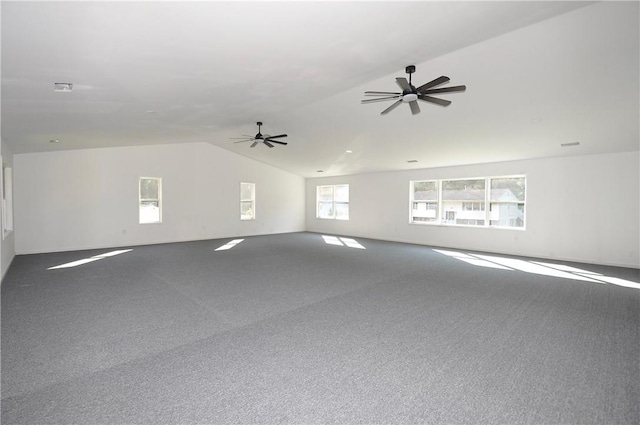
317;184;349;220
410;175;525;229
139;177;162;224
240;182;255;220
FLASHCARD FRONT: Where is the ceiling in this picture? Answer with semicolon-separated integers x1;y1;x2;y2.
2;1;638;177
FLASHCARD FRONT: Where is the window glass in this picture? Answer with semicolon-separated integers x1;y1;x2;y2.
240;182;255;220
409;176;525;229
489;177;526;228
2;163;14;236
442;179;486;226
411;180;438;223
139;177;161;224
317;184;349;220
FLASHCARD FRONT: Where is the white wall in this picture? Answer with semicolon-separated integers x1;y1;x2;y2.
14;142;305;254
1;140;16;280
306;151;640;268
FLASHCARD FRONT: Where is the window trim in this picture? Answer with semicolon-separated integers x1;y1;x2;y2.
2;161;13;238
240;182;256;221
316;184;349;220
410;175;526;230
139;177;162;224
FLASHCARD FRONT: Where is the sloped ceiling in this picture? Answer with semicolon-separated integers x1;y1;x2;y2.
2;1;638;177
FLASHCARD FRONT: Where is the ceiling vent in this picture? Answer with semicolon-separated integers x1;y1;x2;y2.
54;82;73;92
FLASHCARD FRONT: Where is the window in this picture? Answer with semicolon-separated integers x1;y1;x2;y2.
410;175;526;229
489;177;526;228
317;184;349;220
462;202;485;211
442;179;486;226
2;163;13;237
240;182;255;220
410;180;438;223
139;177;161;224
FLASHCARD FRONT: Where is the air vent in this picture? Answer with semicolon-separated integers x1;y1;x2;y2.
54;82;73;92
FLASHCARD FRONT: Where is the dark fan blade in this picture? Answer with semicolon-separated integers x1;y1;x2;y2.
268;140;288;145
361;95;402;104
265;134;287;139
418;94;452;106
416;76;450;92
395;77;410;91
250;141;259;148
264;140;274;148
409;100;420;115
364;91;402;96
381;99;403;115
233;140;254;144
422;85;466;95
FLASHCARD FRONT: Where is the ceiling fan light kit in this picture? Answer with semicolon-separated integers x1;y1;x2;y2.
361;65;466;115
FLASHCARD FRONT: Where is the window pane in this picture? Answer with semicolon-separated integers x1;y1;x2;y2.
412;181;437;201
241;201;254;220
318;202;334;218
140;179;158;199
442;179;485;199
240;182;254;201
140;201;160;223
335;185;349;202
490;203;525;227
411;181;438;223
489;177;525;228
335;203;349;220
442;179;485;226
318;186;334;202
490;177;525;202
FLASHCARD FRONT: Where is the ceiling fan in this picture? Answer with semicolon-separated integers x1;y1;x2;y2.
231;122;288;148
361;65;466;115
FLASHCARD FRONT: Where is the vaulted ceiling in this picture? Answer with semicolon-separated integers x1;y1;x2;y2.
2;1;638;177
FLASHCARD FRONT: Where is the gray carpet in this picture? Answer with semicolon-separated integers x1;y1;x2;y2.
2;232;639;424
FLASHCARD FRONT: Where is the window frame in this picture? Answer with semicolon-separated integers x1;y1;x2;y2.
240;182;256;221
316;184;349;220
410;180;439;224
488;176;527;229
139;177;162;224
410;175;526;230
2;161;13;238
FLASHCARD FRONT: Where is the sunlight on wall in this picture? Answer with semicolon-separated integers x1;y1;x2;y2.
433;249;640;289
322;235;366;249
215;239;244;251
48;249;133;270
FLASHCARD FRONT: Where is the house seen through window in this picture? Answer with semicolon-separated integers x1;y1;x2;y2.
410;176;525;228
